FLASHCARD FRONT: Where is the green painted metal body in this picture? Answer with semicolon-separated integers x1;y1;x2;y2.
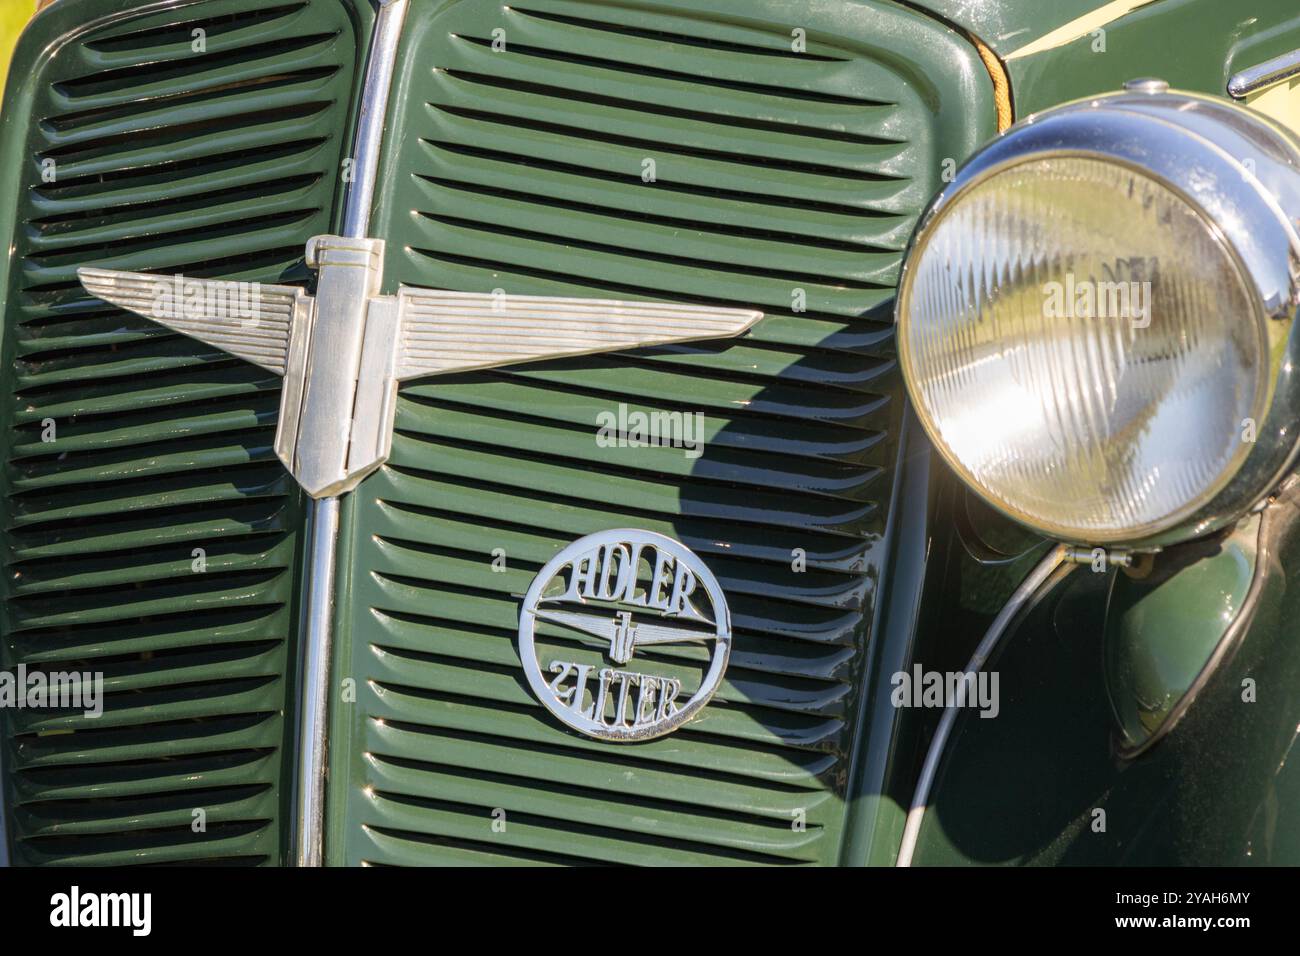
0;0;1298;866
988;0;1300;116
1104;518;1259;753
911;488;1300;864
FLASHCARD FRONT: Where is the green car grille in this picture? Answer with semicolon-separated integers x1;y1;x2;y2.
0;0;363;865
329;0;992;865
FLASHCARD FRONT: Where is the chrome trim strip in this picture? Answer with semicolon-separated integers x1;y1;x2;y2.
895;545;1074;867
1229;48;1300;99
294;0;410;867
296;497;341;867
343;0;409;240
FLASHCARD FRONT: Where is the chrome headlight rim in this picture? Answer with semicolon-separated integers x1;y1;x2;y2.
896;85;1300;551
899;148;1275;547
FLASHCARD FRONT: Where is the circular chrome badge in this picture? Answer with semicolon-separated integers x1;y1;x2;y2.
518;529;731;742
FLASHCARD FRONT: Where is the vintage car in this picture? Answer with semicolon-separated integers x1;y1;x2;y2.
0;0;1298;868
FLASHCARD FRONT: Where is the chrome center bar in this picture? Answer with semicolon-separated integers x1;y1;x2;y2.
294;0;410;868
296;496;341;867
343;0;410;240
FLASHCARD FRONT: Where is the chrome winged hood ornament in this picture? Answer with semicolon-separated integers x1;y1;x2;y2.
78;235;762;497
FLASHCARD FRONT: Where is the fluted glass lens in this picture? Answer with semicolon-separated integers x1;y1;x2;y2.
899;156;1266;541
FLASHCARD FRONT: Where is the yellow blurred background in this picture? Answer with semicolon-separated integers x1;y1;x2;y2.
1;1;39;102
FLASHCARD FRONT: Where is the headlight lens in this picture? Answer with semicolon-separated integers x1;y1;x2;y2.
898;86;1300;549
900;155;1267;543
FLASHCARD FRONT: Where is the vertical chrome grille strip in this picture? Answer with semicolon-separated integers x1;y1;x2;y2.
296;498;341;867
295;0;410;867
343;0;410;239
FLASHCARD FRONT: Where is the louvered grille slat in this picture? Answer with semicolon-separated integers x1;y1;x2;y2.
332;0;974;865
0;0;363;866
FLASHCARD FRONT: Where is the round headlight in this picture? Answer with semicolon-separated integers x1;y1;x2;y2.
898;84;1300;549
